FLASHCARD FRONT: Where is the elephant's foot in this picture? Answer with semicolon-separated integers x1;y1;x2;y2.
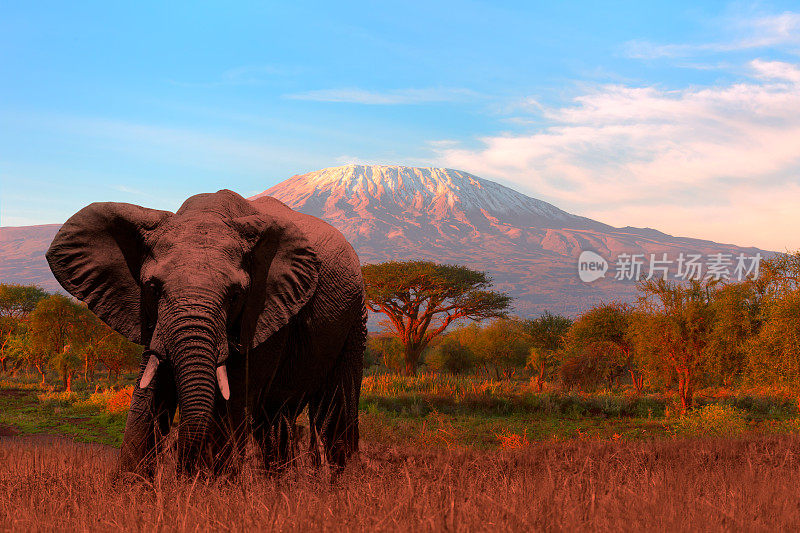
308;327;363;474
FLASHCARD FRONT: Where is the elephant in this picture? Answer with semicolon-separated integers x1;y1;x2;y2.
45;189;366;475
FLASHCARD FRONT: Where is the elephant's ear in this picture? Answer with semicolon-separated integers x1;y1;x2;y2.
46;202;172;344
232;213;319;349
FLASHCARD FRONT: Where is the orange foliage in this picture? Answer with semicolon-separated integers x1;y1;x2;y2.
104;386;133;414
496;430;529;450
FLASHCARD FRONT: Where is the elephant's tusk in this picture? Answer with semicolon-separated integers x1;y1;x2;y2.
139;354;160;389
216;365;230;400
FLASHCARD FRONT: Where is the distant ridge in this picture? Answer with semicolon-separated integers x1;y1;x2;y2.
0;165;770;316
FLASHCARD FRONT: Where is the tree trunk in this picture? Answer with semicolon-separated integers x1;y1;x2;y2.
0;336;9;373
66;372;73;393
536;364;545;392
404;358;416;376
403;344;423;376
677;369;693;414
629;369;644;394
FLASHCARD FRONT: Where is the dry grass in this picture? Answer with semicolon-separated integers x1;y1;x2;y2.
361;373;522;398
2;434;800;531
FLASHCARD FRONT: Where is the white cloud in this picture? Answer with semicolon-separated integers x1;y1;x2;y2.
750;59;800;82
624;12;800;59
435;63;800;251
285;87;479;105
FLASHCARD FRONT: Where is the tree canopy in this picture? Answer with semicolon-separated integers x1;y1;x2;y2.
524;312;572;391
632;278;718;412
561;302;637;392
0;284;49;372
362;261;512;375
0;284;49;319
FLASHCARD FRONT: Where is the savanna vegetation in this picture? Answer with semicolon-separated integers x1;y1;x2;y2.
365;256;800;413
3;253;800;529
4;435;800;531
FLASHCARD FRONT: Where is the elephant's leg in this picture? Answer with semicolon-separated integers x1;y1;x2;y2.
308;322;364;470
254;401;301;473
118;361;177;477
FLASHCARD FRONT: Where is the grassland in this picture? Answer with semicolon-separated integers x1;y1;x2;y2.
2;434;800;530
2;373;800;530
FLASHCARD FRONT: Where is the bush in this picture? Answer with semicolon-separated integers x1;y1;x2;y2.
673;404;749;436
37;390;78;406
82;386;133;414
426;337;475;374
365;335;405;373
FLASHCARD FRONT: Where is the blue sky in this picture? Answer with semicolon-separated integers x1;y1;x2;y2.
2;1;799;250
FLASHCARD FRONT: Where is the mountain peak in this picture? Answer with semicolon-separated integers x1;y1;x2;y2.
256;164;597;231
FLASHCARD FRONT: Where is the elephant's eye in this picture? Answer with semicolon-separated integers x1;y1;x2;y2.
144;279;161;297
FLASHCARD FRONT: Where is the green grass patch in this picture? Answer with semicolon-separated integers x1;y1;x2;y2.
0;388;126;446
3;372;800;451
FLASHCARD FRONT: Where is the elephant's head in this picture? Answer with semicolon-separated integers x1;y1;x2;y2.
46;190;318;469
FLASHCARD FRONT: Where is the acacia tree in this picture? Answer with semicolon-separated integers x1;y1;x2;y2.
93;332;142;382
362;261;512;376
745;290;800;384
0;284;48;373
524;312;572;391
632;278;717;413
563;302;639;392
27;294;91;389
759;251;800;295
733;252;800;384
705;282;762;386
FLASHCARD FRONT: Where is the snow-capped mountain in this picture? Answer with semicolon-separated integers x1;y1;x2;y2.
0;165;770;317
257;165;769;316
254;165;605;236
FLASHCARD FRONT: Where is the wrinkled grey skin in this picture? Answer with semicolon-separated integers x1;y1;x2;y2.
46;190;366;475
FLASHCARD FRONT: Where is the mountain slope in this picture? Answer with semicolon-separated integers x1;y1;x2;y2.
0;165;769;316
0;224;62;292
257;165;768;316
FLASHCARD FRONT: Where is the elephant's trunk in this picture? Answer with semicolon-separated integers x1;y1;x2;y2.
167;313;224;474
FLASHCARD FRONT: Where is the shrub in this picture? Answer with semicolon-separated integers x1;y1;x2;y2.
84;386;133;414
673;404;749;436
104;386;133;413
496;430;530;450
426;337;475;375
37;390;77;406
365;335;405;373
